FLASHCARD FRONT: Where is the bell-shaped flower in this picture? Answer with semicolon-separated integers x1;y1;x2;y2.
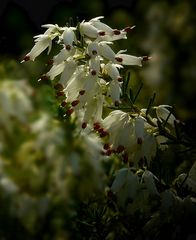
135;116;146;144
82;93;103;125
46;61;66;80
103;110;130;147
89;56;100;75
23;33;58;61
104;63;122;80
155;105;176;126
64;67;87;102
53;47;74;65
89;16;113;34
80;21;98;38
98;42;115;61
62;27;76;50
115;53;143;66
59;60;77;86
87;41;99;57
142;170;159;196
108;79;122;104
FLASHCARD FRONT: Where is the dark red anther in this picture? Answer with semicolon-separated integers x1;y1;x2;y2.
79;90;85;95
92;50;97;55
115;57;123;63
65;45;71;50
123;26;136;33
40;75;49;81
93;122;101;130
91;70;97;76
23;55;30;62
114;101;120;107
103;143;110;150
82;122;87;129
116;145;125;153
66;108;74;116
61;101;67;107
100;131;108;138
137;137;143;145
56;91;65;97
142;56;151;61
113;29;121;35
54;83;64;91
122;152;129;164
71;100;80;107
117;76;123;82
47;59;54;65
98;31;106;36
106;149;112;156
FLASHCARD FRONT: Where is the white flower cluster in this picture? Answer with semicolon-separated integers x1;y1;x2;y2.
23;16;176;166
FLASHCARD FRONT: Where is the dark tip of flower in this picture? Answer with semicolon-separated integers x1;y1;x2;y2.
100;131;108;138
117;76;123;82
92;50;97;55
54;83;64;91
61;101;67;107
116;145;125;153
79;90;85;95
91;69;97;76
115;57;123;63
106;149;112;156
56;91;65;97
82;122;87;129
122;153;129;164
66;108;74;116
40;75;49;81
123;26;136;33
98;31;106;36
113;29;121;35
142;56;152;61
137;137;143;145
114;101;120;107
103;143;110;150
65;45;71;50
23;55;30;62
47;59;54;65
93;122;101;130
71;99;80;106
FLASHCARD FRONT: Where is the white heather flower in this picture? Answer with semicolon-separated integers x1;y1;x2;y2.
64;67;87;102
46;62;66;80
62;27;76;49
89;56;100;75
104;63;122;80
82;93;103;124
142;170;159;196
87;41;99;57
131;132;157;166
41;24;61;35
135;116;146;143
53;47;74;65
156;105;176;126
24;34;58;61
59;60;77;86
98;42;115;61
108;80;122;104
89;16;113;34
115;53;143;66
103;110;131;147
80;21;98;38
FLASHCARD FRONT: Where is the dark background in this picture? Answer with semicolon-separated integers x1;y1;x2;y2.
0;0;196;128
